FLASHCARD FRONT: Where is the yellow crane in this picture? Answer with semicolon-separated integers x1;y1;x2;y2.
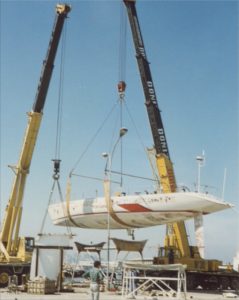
123;0;239;290
0;4;71;287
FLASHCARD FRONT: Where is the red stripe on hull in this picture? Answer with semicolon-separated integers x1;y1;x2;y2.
119;203;152;212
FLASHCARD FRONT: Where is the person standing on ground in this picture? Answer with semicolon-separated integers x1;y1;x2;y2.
83;260;104;300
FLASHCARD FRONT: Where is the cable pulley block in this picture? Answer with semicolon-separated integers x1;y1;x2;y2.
118;81;126;93
52;159;61;179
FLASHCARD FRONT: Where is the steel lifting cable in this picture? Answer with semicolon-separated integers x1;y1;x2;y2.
118;5;160;190
40;180;56;234
100;9;131;229
40;179;71;234
69;4;127;178
0;21;2;222
64;102;120;226
64;100;121;227
53;23;72;235
118;2;127;187
69;101;119;175
55;18;67;161
40;22;72;234
118;2;127;83
118;4;160;190
0;87;1;223
124;100;160;184
66;8;128;227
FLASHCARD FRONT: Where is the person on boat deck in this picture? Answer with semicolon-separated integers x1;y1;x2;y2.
83;260;104;300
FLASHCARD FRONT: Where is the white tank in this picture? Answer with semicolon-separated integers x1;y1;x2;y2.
30;234;72;281
233;250;239;272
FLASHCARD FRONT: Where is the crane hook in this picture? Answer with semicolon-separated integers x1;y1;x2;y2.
118;81;126;99
52;159;61;180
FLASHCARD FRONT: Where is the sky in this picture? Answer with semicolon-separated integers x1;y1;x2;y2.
0;0;238;265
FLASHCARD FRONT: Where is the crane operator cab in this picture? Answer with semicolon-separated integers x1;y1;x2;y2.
24;237;35;253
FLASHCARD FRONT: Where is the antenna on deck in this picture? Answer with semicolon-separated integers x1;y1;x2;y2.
196;150;205;193
222;167;227;200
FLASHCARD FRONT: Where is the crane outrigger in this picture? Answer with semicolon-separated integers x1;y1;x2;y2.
0;4;71;287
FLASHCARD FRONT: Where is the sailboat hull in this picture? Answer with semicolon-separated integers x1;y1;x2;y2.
48;192;232;229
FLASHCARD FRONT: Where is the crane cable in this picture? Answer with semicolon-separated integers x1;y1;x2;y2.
103;4;131;230
118;3;161;191
69;102;118;176
65;101;119;228
0;24;2;225
68;3;127;180
65;5;128;228
66;8;126;221
118;2;127;188
116;4;156;188
118;3;127;84
40;21;72;234
54;18;66;162
40;179;71;234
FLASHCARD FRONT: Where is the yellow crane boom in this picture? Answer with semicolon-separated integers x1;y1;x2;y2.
123;0;190;257
123;0;239;290
0;3;71;286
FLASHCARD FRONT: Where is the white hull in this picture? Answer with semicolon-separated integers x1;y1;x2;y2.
48;192;232;230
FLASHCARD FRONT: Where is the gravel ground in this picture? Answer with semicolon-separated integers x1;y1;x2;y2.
0;289;238;300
